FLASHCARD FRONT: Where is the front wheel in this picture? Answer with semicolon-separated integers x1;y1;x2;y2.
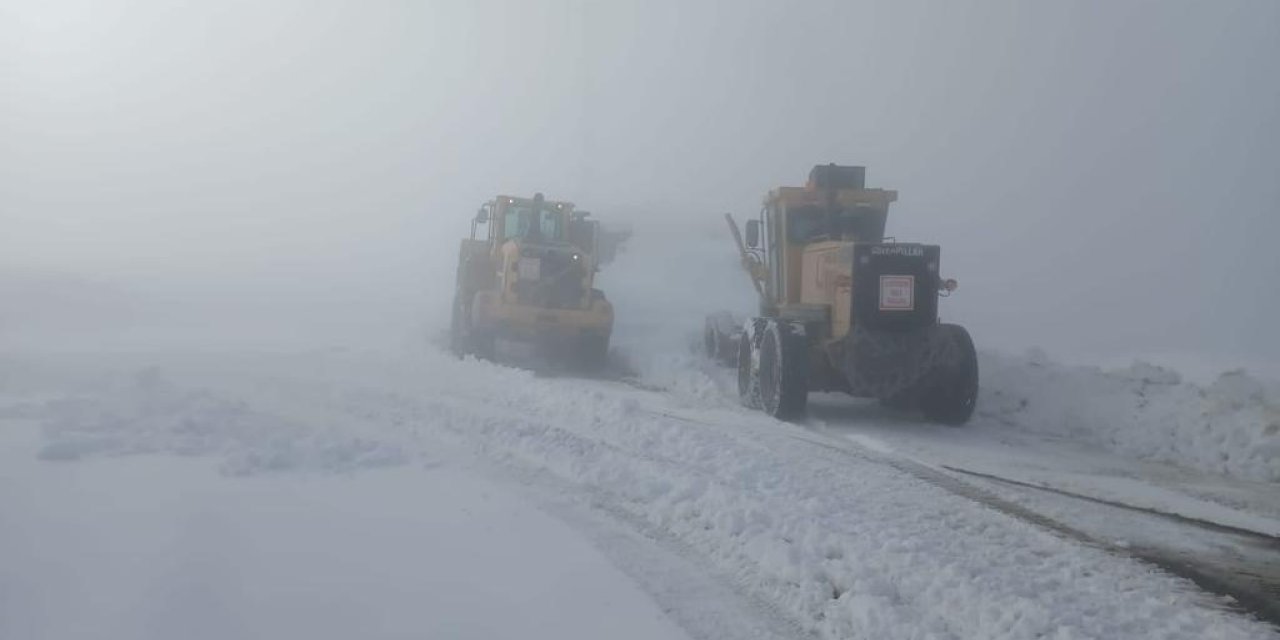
705;322;721;361
920;324;978;425
449;294;471;357
577;333;610;370
757;320;809;420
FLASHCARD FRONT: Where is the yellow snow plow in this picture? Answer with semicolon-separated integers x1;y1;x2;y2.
451;193;613;368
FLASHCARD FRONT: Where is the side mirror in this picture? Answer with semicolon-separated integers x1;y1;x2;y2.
745;219;760;249
475;206;489;223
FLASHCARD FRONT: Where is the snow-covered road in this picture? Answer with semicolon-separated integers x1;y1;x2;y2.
2;346;1278;639
0;415;701;640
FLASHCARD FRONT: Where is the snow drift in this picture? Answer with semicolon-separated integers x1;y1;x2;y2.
979;349;1280;483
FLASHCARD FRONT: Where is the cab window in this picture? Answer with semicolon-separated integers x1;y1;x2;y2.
503;206;563;241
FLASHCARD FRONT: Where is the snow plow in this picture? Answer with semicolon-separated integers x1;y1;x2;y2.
705;164;978;424
451;193;614;368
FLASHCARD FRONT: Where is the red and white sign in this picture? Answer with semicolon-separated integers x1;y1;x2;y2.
879;275;915;311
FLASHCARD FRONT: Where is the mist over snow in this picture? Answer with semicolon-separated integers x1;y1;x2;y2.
4;4;1280;638
2;0;1278;367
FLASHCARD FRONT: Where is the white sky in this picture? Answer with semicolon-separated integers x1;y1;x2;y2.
2;0;1277;360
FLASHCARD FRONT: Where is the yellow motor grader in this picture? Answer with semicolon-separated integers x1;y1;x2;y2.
705;164;978;424
451;193;613;367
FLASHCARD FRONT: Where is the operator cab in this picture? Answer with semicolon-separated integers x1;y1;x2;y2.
743;166;899;311
777;164;893;245
786;203;888;244
481;193;573;244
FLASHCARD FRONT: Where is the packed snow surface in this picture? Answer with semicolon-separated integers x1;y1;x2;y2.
3;348;1276;640
0;433;692;640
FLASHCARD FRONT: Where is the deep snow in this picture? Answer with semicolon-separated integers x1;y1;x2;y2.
4;347;1276;640
0;413;693;640
978;349;1280;483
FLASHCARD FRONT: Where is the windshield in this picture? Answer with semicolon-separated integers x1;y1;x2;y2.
503;205;563;241
786;204;886;243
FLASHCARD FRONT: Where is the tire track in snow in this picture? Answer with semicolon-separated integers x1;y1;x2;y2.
304;385;811;640
939;464;1280;543
938;465;1280;629
373;371;1274;640
654;405;1280;630
38;352;1275;639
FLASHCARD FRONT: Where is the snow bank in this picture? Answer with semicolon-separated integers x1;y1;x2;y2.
979;349;1280;483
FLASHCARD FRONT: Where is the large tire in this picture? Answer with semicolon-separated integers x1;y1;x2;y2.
704;312;738;366
737;318;765;409
471;330;495;361
704;320;721;361
757;320;809;420
449;294;471;357
577;333;610;371
920;324;978;425
878;391;915;411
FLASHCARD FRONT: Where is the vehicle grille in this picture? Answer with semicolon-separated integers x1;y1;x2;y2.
514;251;585;309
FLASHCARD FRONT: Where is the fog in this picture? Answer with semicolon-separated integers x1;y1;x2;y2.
3;1;1278;366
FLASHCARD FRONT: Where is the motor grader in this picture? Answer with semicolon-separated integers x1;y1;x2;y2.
705;164;978;424
451;193;613;367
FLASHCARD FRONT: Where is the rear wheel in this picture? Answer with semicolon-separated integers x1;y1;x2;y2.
704;322;720;360
757;321;809;420
704;312;739;366
737;319;767;409
920;324;978;425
